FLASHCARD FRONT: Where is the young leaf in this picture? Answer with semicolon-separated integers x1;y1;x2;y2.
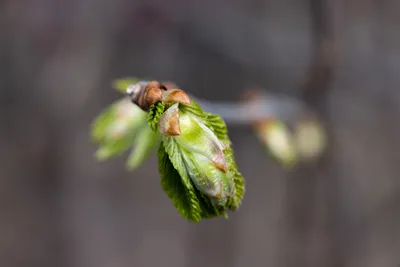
160;100;244;217
91;98;157;164
174;112;227;173
95;132;136;161
162;137;192;188
160;140;225;220
126;126;160;171
158;142;202;222
179;100;207;122
91;103;119;143
224;147;245;210
195;186;225;219
148;102;165;131
91;98;147;143
205;113;231;146
180;100;230;145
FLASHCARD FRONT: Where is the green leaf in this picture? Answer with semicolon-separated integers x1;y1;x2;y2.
91;98;147;143
205;113;231;146
148;102;165;131
180;100;230;146
158;142;202;222
112;77;140;94
179;100;207;122
158;97;245;220
175;113;226;173
91;103;119;143
162;137;191;187
95;130;137;161
167;99;244;213
179;148;226;200
224;147;245;211
126;126;160;171
195;186;225;219
159;140;223;220
91;98;150;162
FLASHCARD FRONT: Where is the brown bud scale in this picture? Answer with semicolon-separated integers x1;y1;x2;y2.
162;89;191;105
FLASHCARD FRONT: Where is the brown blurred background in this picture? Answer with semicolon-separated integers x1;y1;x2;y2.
1;0;400;266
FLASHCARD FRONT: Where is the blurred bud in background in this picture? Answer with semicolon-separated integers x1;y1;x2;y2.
293;118;327;163
243;89;327;168
255;119;298;168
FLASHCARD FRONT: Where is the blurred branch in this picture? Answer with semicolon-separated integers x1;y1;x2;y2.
301;0;336;108
192;92;311;125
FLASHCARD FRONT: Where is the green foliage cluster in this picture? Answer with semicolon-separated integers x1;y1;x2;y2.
91;78;245;222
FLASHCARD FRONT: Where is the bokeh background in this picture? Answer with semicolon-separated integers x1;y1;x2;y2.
1;0;400;266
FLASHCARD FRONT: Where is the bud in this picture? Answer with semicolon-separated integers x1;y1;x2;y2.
176;112;227;173
159;103;181;136
162;89;191;105
294;119;327;162
160;103;234;205
127;81;165;111
143;84;164;108
256;119;297;168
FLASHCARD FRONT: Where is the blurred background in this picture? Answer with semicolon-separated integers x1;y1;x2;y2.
1;0;400;266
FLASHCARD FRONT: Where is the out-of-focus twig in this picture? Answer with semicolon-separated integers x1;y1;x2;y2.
191;93;309;125
301;0;336;108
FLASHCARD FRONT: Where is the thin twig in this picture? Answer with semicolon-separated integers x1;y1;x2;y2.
191;92;311;125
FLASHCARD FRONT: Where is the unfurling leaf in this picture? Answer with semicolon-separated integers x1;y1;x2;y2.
154;99;245;222
126;126;160;171
148;102;165;131
224;147;245;210
205;113;231;147
91;98;147;160
158;142;202;222
162;89;191;105
90;96;160;170
160;138;226;220
159;103;181;136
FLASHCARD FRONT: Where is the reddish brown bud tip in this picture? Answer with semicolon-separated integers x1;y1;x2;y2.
159;103;181;136
129;81;172;111
144;87;163;108
166;113;181;136
213;161;227;173
162;89;191;105
211;147;227;173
